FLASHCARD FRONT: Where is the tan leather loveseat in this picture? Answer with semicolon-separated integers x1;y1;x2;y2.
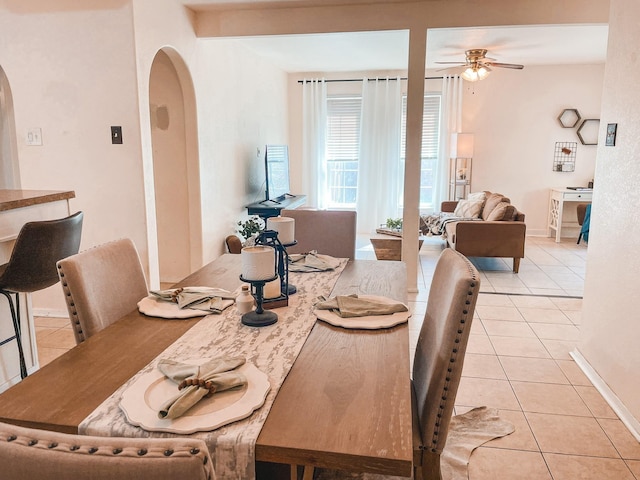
441;192;526;273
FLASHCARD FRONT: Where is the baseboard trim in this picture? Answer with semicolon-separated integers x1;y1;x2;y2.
571;349;640;442
32;308;68;318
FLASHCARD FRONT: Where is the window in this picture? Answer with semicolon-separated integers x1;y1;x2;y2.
325;96;361;208
400;94;442;211
324;92;441;211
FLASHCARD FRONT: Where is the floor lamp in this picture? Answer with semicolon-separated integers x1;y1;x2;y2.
450;133;474;200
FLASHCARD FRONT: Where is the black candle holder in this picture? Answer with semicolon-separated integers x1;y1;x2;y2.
239;274;278;327
255;230;293;308
281;240;297;295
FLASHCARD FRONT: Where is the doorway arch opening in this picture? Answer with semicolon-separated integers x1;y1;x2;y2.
148;48;202;284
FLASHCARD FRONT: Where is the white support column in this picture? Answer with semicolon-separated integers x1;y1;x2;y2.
402;27;426;293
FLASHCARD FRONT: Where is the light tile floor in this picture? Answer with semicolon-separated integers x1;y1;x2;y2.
356;234;639;480
34;235;640;479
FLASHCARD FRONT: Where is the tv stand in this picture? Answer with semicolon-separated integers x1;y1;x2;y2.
247;194;307;219
259;198;282;206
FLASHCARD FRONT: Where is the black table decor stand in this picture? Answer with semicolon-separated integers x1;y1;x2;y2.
239;274;278;327
255;230;293;308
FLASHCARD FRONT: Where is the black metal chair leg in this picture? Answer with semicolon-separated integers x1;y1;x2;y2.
1;291;28;379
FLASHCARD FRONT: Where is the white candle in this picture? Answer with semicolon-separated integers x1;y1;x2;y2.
264;277;281;299
241;246;275;280
267;216;295;245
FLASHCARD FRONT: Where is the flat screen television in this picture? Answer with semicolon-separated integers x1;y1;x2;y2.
264;144;290;202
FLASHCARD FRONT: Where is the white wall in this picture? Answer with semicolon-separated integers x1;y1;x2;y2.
192;39;289;263
578;0;640;430
132;0;290;269
0;0;290;311
0;1;145;313
464;64;604;236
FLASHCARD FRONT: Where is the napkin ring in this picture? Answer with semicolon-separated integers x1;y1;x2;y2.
169;288;184;303
178;378;217;397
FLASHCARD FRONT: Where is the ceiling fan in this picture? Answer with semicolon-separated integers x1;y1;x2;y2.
435;48;524;82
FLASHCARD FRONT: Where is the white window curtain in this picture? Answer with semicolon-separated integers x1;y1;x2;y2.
301;79;327;208
436;75;464;205
356;77;402;233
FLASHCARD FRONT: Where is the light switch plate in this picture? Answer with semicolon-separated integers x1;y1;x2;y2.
111;126;123;144
26;128;42;146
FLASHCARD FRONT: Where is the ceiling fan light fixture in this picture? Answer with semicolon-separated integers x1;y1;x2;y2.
461;65;490;82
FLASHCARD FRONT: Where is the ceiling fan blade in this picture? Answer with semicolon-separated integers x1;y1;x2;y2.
434;61;467;65
485;62;524;70
436;65;466;73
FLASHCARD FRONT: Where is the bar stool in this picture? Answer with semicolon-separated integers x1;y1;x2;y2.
0;211;83;378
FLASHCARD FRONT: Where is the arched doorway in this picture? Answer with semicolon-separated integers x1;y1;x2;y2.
0;65;20;189
149;49;202;284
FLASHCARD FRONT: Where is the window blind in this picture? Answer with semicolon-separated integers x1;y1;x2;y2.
401;94;441;160
326;96;362;162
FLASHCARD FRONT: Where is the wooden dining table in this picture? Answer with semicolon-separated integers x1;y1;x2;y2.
0;254;412;478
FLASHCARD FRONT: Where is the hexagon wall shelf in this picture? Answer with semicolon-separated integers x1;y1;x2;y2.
557;109;582;128
577;119;600;145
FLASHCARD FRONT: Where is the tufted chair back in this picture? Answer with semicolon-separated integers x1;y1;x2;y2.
280;209;357;259
412;249;480;479
0;421;214;480
57;238;149;344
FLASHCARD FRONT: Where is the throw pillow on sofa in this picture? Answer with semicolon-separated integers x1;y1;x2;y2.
486;201;517;221
454;199;484;218
467;191;487;203
482;193;507;220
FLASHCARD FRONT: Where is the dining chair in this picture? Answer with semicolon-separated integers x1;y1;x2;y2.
314;248;480;480
0;211;83;378
0;420;214;480
57;238;148;344
225;234;243;254
280;208;357;259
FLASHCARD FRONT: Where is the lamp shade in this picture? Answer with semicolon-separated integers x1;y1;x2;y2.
450;133;474;158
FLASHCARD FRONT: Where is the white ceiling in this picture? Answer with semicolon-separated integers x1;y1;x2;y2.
213;24;609;73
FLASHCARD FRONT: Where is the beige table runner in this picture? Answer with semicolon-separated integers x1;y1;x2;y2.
79;260;347;480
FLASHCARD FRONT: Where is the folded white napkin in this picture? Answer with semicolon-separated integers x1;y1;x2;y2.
315;294;408;318
288;251;342;272
157;356;247;420
149;286;236;314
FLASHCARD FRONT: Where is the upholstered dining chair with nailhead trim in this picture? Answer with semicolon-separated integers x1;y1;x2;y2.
411;248;480;480
57;238;148;344
0;421;214;480
313;248;480;480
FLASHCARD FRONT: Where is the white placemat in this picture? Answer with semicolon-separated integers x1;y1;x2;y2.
314;295;410;329
120;362;270;434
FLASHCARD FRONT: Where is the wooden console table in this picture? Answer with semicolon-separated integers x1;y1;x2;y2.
548;188;593;242
246;194;306;219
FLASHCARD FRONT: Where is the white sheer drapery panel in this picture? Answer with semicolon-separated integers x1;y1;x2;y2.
301;78;327;208
435;75;463;207
356;77;402;233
